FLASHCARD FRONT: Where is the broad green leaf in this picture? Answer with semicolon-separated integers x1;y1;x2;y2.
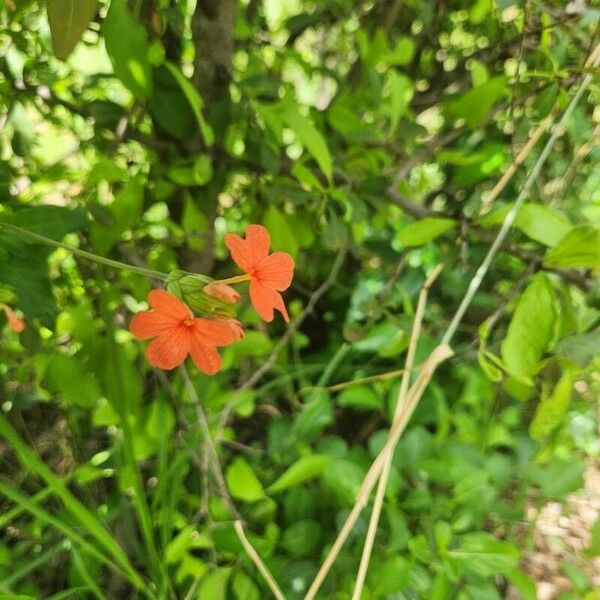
47;0;97;60
448;532;519;577
529;459;585;498
104;0;153;98
500;274;557;380
529;369;574;439
46;354;101;408
232;569;260;600
90;177;144;254
182;194;209;251
164;61;214;146
478;203;572;247
281;520;322;557
267;454;331;494
398;217;456;247
385;71;413;133
554;329;600;367
322;458;365;505
506;570;537;600
263;205;298;256
8;206;87;242
337;385;381;411
198;568;231;600
544;225;600;268
226;457;265;503
282;105;332;183
446;76;508;128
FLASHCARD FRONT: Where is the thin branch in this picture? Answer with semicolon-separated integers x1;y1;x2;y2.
217;248;346;434
352;265;443;599
233;521;287;600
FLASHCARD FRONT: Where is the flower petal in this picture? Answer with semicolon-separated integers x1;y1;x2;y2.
3;306;25;333
145;326;191;370
130;311;179;340
147;289;191;321
224;224;271;273
256;251;294;291
249;279;290;323
224;232;253;273
189;338;223;375
193;318;240;346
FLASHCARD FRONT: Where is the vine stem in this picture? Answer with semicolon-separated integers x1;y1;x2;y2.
351;264;442;600
304;41;600;600
0;222;168;281
233;521;287;600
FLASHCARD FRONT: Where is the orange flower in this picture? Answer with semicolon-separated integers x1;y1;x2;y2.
129;289;238;374
2;305;25;333
224;224;294;323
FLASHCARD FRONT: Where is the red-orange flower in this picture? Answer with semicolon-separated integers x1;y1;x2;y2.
129;289;238;374
2;305;25;333
203;282;240;304
224;224;294;323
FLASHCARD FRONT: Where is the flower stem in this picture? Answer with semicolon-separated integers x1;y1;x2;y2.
214;273;252;285
0;222;168;281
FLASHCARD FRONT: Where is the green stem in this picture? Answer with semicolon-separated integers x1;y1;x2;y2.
0;222;168;281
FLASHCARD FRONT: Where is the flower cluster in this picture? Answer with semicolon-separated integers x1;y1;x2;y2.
129;224;294;374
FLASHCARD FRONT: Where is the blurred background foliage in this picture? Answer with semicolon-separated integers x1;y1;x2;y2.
0;0;599;598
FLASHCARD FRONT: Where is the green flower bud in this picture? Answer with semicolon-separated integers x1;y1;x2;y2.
165;270;236;317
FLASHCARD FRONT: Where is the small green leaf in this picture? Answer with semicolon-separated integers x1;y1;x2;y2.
529;369;574;439
446;76;508;128
9;206;87;241
164;61;214;146
337;386;381;411
448;532;519;577
554;329;600;367
198;568;231;600
267;454;331;494
232;569;260;600
104;0;153;98
501;274;557;380
398;217;456;247
506;569;537;600
46;354;101;408
47;0;97;60
544;225;600;268
226;457;265;503
182;195;209;251
282;105;332;183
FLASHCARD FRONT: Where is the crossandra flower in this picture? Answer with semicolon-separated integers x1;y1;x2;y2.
1;304;25;333
203;282;241;304
224;224;294;323
129;289;239;374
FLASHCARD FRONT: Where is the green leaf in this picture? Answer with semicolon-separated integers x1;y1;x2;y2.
232;569;260;600
446;76;508;128
544;225;600;268
263;205;298;256
90;177;144;254
47;0;98;60
226;457;265;503
282;105;332;183
46;354;101;408
501;274;557;380
281;520;322;557
385;71;413;133
164;61;214;146
529;459;585;498
182;195;209;251
588;517;600;557
104;0;153;98
529;369;574;439
198;568;231;600
8;206;87;241
506;569;537;600
397;217;456;247
554;329;600;367
448;532;519;577
337;385;381;411
267;454;331;494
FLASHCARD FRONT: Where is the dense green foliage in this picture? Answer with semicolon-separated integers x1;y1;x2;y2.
1;0;599;598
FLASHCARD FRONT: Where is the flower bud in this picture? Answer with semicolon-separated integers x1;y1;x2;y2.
165;270;236;317
2;305;25;333
203;282;240;304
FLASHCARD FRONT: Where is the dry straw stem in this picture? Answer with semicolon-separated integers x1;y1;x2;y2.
233;520;287;600
305;41;600;600
351;264;443;600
